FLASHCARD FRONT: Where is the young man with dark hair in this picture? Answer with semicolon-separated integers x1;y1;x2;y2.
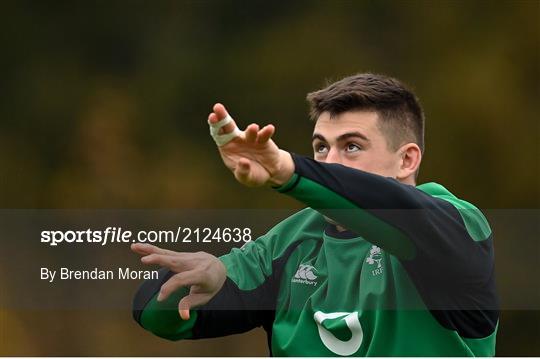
131;73;499;356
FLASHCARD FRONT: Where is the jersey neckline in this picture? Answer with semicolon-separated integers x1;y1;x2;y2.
323;224;365;242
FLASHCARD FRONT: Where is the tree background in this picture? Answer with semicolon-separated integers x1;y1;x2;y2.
0;0;538;356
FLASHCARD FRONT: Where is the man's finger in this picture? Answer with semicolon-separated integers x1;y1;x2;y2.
178;293;210;320
212;103;228;119
208;112;219;124
141;253;189;271
131;243;179;256
209;104;239;137
256;124;275;144
245;124;259;143
157;270;203;302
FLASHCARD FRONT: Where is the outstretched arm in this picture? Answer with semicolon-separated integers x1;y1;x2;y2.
207;103;419;257
208;104;491;260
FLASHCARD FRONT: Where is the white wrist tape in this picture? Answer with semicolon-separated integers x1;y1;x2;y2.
209;114;243;146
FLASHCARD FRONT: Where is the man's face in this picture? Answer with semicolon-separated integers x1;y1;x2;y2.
312;111;401;178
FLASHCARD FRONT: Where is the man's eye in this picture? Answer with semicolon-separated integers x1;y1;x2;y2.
346;143;361;152
315;144;328;153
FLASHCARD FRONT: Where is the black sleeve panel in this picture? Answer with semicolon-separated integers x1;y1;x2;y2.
289;154;480;267
291;153;427;210
290;154;468;258
288;154;499;338
190;277;275;338
403;234;499;338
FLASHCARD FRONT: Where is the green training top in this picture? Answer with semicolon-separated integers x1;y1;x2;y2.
133;153;499;356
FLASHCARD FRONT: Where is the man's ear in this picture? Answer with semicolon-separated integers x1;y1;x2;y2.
396;143;421;181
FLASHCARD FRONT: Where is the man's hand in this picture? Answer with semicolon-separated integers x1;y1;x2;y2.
131;243;227;321
208;103;295;187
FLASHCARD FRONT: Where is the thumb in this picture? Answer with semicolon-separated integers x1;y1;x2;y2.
178;293;210;321
234;158;254;185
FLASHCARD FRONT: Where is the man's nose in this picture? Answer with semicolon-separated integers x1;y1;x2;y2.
325;148;342;164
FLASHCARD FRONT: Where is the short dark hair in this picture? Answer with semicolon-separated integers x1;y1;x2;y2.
306;73;425;155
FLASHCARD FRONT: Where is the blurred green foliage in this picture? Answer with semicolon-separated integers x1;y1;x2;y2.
0;0;538;209
0;0;538;356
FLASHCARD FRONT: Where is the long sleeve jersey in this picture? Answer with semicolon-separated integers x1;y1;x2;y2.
132;153;499;356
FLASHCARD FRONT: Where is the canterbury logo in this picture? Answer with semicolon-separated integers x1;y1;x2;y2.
291;264;318;286
295;264;317;280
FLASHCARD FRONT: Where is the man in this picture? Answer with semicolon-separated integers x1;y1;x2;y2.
131;73;499;356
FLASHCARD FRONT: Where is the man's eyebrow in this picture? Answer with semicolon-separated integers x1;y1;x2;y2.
337;131;370;142
311;132;370;143
312;133;327;142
